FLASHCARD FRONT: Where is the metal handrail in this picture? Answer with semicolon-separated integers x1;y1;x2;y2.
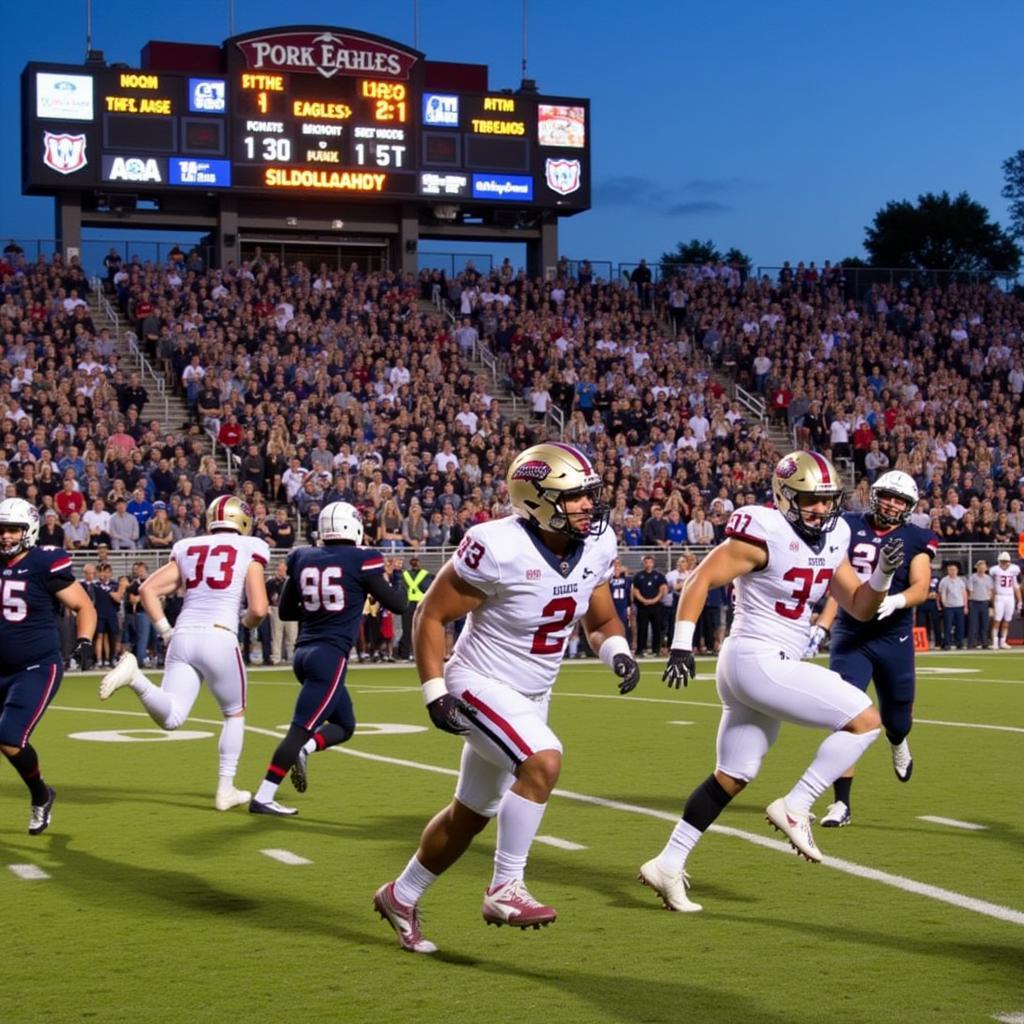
734;382;767;421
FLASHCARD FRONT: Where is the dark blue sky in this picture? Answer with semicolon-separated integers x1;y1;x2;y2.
6;0;1023;273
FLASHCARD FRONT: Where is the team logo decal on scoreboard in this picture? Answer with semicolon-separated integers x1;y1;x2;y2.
545;158;581;196
190;79;227;113
103;156;164;183
42;131;88;175
235;30;419;80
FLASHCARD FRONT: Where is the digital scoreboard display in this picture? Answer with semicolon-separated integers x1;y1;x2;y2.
21;26;591;212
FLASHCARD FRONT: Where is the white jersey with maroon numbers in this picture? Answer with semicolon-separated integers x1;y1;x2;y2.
725;504;851;660
990;562;1021;622
170;534;270;630
449;516;617;697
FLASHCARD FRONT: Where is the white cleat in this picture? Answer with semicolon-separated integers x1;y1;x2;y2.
214;786;252;811
765;797;822;862
820;801;851;828
99;652;138;700
890;739;913;782
638;858;702;912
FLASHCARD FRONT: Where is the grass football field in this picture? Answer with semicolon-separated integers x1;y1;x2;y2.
3;651;1022;1024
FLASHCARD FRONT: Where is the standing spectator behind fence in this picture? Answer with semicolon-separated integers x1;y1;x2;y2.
967;559;994;649
266;561;297;665
937;562;967;651
632;554;667;657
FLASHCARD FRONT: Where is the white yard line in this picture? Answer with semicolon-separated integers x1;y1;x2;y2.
918;816;988;831
8;864;50;880
260;849;312;866
535;836;587;851
50;705;1024;928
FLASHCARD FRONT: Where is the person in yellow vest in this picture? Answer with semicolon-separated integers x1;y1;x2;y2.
397;556;432;660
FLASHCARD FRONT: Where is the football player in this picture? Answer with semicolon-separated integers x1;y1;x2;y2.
0;498;96;834
248;502;408;815
99;496;269;812
640;451;902;913
806;470;939;827
373;442;639;953
989;551;1022;650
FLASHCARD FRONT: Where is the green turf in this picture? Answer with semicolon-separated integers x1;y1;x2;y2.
2;652;1022;1024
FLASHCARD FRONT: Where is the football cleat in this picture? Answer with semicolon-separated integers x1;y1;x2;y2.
28;786;56;835
373;882;437;954
99;652;138;700
820;801;851;828
765;797;822;862
891;740;913;782
214;786;251;811
290;748;308;793
638;858;702;912
481;879;557;929
248;797;298;816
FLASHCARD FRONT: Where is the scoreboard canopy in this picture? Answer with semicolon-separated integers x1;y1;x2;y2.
21;25;591;215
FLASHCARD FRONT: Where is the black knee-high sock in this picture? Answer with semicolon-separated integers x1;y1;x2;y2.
833;776;853;809
311;722;354;751
682;774;733;833
264;725;313;784
5;745;49;804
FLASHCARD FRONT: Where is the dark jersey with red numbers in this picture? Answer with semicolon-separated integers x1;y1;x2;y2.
285;545;388;654
0;546;76;672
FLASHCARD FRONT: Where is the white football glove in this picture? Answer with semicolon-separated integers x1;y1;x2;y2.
876;593;907;620
804;624;829;659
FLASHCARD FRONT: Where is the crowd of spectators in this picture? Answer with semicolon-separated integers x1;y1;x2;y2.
1;238;1023;567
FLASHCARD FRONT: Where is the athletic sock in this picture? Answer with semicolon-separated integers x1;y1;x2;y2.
833;775;853;810
5;744;49;804
311;723;351;750
787;728;880;814
490;790;547;890
394;855;439;907
218;715;245;785
658;774;733;872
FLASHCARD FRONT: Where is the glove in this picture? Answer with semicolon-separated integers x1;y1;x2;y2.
804;624;829;658
662;648;696;689
612;652;640;694
426;694;471;736
880;537;904;574
877;593;907;620
72;637;95;671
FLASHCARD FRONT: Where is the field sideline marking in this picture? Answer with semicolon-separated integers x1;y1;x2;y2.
8;864;50;880
260;849;312;866
48;705;1024;929
918;816;988;831
536;836;587;851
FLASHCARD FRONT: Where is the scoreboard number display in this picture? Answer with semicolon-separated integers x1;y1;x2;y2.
22;25;590;212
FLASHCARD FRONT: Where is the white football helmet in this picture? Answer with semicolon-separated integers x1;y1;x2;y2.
0;497;41;557
206;495;254;535
507;441;608;537
318;501;364;545
870;470;919;528
771;450;844;541
998;551;1012;564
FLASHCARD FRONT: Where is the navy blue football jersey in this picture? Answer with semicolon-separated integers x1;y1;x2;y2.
834;513;939;639
0;546;76;672
610;573;631;611
286;544;386;653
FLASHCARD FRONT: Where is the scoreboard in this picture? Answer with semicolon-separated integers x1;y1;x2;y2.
21;26;591;213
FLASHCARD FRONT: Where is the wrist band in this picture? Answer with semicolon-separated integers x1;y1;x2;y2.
672;620;696;649
598;634;631;670
421;677;447;704
154;616;172;638
868;566;894;593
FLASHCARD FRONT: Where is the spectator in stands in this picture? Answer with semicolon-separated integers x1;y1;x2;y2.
62;510;90;550
39;509;64;547
686;507;715;546
55;475;86;519
267;507;294;549
109;498;140;550
145;504;174;550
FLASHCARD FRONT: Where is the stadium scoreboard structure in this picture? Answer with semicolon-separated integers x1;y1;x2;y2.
22;27;591;215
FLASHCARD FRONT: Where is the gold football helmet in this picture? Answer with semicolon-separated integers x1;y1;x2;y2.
507;442;608;538
771;450;844;540
206;495;254;536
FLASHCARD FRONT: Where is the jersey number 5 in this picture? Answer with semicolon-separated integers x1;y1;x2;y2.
775;567;834;620
0;579;27;622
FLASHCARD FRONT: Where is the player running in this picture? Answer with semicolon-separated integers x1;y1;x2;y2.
639;451;902;913
374;442;639;953
0;498;96;834
990;551;1022;650
806;470;938;827
248;502;408;816
99;496;269;812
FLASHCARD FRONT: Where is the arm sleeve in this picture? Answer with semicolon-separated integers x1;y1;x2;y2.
278;577;301;621
366;572;409;614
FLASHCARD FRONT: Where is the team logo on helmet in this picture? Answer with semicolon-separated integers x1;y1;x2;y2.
511;460;552;482
776;457;799;479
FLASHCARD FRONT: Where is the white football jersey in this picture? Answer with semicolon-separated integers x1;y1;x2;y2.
170;533;270;629
990;563;1020;592
449;516;617;697
726;505;851;659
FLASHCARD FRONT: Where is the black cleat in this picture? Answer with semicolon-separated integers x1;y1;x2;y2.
248;797;298;816
290;748;308;793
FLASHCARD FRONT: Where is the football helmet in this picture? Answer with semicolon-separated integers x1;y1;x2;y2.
998;551;1012;564
870;470;918;528
0;497;41;557
507;442;608;538
771;450;844;542
206;495;254;536
318;501;364;545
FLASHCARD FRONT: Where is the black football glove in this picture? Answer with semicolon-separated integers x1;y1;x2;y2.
662;648;696;689
427;694;471;736
612;652;640;694
72;637;95;671
880;537;904;574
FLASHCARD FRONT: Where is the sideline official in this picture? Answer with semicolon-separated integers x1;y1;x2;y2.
396;555;432;660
